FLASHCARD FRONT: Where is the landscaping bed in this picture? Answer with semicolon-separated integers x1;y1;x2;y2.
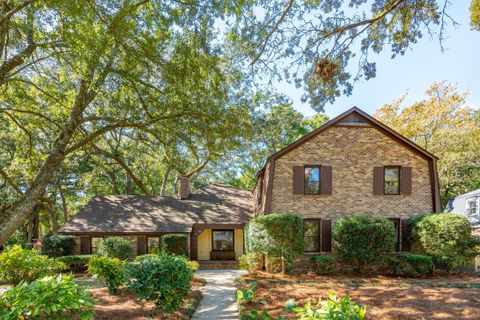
237;272;480;319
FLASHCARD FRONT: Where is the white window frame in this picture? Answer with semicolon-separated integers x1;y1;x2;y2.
466;197;479;216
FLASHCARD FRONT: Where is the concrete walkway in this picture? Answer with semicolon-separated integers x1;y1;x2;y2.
192;270;246;319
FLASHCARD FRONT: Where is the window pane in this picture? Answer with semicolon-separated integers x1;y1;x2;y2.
304;167;320;194
384;168;400;194
303;220;320;252
147;237;160;253
212;231;234;251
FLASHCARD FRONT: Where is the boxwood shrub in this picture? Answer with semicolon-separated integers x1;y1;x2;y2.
98;237;134;260
392;254;433;277
333;215;396;273
309;255;335;274
87;256;125;293
57;255;94;272
126;254;193;312
245;213;304;273
162;234;189;256
41;235;76;257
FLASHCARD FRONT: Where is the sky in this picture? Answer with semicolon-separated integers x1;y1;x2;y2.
273;0;480;118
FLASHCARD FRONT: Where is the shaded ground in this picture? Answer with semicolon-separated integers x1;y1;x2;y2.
237;272;480;319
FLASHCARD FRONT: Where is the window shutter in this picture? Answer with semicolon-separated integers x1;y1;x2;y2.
402;167;412;195
373;167;384;195
137;236;146;255
320;166;332;195
321;220;332;252
401;219;411;251
293;166;304;194
80;236;91;254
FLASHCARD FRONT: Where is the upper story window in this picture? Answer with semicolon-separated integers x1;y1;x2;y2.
466;198;479;216
304;166;321;194
384;167;400;195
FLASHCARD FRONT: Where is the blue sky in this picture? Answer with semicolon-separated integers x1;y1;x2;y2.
273;0;480;118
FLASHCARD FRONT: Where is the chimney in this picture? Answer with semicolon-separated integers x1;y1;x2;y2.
178;176;190;199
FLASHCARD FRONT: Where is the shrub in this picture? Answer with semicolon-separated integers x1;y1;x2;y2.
392;254;433;277
162;234;189;256
239;253;262;274
97;237;134;260
236;281;257;304
41;235;76;257
186;260;199;271
309;255;335;274
0;274;95;320
57;255;94;272
0;245;66;285
87;256;125;293
285;292;366;319
245;213;304;273
415;213;480;270
126;254;193;312
333;215;396;273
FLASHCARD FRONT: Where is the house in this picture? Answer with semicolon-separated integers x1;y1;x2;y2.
446;188;480;235
60;107;441;264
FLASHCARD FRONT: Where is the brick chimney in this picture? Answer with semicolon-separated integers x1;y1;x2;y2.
178;176;190;199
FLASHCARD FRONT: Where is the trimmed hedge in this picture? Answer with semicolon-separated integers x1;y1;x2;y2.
162;234;188;256
98;237;134;260
392;254;433;277
333;215;397;273
309;255;335;274
57;255;94;272
41;235;76;257
245;213;304;273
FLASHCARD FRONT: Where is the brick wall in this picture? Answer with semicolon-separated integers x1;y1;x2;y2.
269;125;433;220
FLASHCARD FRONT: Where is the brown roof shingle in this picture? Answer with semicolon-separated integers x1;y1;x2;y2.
59;184;253;234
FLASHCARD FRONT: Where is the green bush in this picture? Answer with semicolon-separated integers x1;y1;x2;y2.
126;254;193;312
245;213;304;273
97;237;134;260
285;292;366;319
87;256;125;293
41;235;76;257
333;215;396;273
186;260;199;271
415;213;480;270
239;253;262;274
309;255;335;274
0;245;66;285
162;234;189;256
392;254;433;277
57;255;94;272
0;274;95;320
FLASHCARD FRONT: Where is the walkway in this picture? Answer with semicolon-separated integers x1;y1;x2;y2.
192;270;246;319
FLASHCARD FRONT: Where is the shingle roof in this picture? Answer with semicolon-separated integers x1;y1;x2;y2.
59;184;253;234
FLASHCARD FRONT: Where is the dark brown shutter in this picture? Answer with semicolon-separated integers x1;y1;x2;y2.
293;166;304;194
401;219;411;251
137;236;146;256
402;167;412;195
321;220;332;252
80;236;91;254
320;166;332;195
373;167;384;195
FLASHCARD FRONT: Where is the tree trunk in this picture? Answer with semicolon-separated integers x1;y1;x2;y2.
45;203;59;234
160;166;171;196
27;206;40;244
58;184;69;223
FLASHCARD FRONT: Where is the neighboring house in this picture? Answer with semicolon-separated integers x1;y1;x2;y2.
60;107;441;264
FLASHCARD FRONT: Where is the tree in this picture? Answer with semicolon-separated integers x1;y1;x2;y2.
472;0;480;30
374;82;480;206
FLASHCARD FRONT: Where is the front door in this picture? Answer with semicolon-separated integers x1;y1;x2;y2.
211;230;235;260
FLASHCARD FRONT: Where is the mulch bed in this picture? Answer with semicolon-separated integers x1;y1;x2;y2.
237;272;480;319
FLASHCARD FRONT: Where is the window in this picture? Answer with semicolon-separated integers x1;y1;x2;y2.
384;167;400;195
304;166;321;194
212;230;234;251
304;220;320;252
147;237;160;253
466;198;479;216
91;237;103;254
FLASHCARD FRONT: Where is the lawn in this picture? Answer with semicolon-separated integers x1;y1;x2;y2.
236;272;480;319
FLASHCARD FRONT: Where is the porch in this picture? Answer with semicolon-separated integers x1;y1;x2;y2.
190;223;244;262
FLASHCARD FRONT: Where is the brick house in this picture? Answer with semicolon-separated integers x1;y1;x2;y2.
59;107;440;264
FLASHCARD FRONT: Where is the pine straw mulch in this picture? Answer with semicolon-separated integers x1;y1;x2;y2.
236;271;480;320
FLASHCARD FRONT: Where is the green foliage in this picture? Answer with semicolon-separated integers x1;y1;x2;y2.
57;255;94;272
97;237;134;261
239;253;262;274
162;234;189;256
41;235;76;257
333;215;396;273
236;281;257;304
126;254;193;312
285;292;366;319
0;274;95;320
87;256;125;293
245;213;304;273
392;254;433;278
472;0;480;30
309;255;336;274
241;309;271;320
0;245;66;285
414;213;480;270
176;256;199;271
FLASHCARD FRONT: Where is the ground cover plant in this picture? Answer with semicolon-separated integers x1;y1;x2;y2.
309;255;335;275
